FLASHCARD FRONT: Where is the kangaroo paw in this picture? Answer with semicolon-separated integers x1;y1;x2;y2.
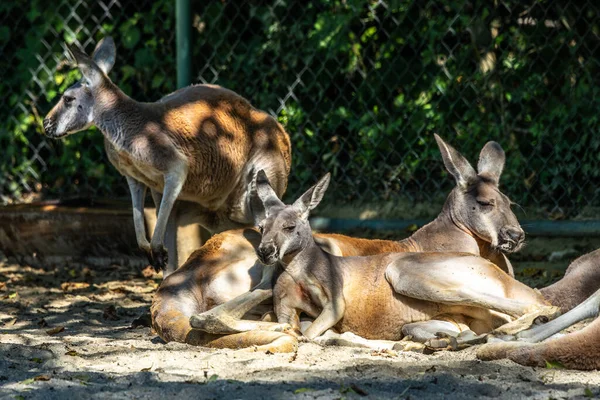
190;312;242;334
493;305;560;336
150;246;169;272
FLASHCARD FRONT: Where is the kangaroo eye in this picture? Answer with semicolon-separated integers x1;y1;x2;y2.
283;225;296;232
63;95;75;105
477;199;494;207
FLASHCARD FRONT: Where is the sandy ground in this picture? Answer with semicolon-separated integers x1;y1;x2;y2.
1;254;599;400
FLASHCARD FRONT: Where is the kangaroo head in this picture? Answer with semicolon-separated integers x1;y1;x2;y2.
43;37;116;139
434;134;524;253
253;170;331;265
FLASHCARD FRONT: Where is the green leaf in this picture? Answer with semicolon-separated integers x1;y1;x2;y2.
544;360;564;369
122;27;141;49
294;388;314;394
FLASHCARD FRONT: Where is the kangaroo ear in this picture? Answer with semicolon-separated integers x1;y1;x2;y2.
66;42;105;87
293;173;331;219
92;37;116;75
477;141;505;185
252;170;284;224
434;134;477;188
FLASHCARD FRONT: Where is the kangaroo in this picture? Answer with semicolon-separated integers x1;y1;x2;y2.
151;135;527;348
255;171;559;347
43;37;291;275
477;253;600;370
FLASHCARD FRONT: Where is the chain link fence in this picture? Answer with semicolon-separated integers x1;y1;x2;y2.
2;0;600;220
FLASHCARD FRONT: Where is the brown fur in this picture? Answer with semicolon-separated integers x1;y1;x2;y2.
44;38;292;274
101;83;291;228
477;317;600;370
151;136;525;347
540;249;600;312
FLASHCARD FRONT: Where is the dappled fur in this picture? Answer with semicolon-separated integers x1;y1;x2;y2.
100;83;291;230
44;38;292;274
151;136;525;347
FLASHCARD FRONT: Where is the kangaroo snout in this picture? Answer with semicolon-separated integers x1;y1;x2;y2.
498;227;525;253
42;117;56;137
257;243;277;265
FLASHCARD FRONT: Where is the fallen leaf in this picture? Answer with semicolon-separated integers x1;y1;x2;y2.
65;350;80;357
61;282;90;292
8;292;17;299
370;349;397;358
46;326;65;335
141;266;156;278
294;388;314;394
20;378;35;385
34;375;51;381
0;282;6;290
73;374;90;382
103;305;120;321
350;383;368;396
545;360;564;369
585;388;594;398
4;318;17;327
141;364;153;372
288;351;298;363
206;374;218;383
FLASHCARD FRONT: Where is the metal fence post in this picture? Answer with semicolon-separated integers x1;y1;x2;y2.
176;0;191;88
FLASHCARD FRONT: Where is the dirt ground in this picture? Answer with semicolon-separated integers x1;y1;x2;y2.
1;244;599;400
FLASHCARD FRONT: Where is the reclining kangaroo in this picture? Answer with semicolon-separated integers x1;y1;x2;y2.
254;171;560;347
477;251;600;370
152;135;527;348
43;37;291;275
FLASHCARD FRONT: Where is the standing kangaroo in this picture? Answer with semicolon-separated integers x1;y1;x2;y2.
43;37;291;275
151;134;526;347
254;171;558;345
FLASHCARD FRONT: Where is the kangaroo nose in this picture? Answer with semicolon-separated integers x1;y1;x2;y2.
506;227;524;242
258;243;276;262
42;118;54;135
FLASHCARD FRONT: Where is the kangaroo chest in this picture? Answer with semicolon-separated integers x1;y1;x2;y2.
105;141;165;191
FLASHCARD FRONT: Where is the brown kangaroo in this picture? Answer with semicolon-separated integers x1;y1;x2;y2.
151;134;526;348
477;253;600;370
43;37;291;275
255;171;558;346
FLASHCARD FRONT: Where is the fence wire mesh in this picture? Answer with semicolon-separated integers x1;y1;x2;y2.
2;0;600;220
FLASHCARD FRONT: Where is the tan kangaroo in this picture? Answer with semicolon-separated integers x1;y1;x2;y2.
43;37;291;275
151;135;526;348
477;251;600;370
254;171;558;348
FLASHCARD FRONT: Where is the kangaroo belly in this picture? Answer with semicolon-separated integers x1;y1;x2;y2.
336;286;446;340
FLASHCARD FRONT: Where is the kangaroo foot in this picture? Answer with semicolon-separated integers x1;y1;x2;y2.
476;341;532;361
493;305;560;336
424;330;488;352
150;245;168;272
391;340;426;353
190;312;247;334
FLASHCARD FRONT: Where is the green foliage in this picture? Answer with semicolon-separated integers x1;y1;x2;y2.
2;0;600;218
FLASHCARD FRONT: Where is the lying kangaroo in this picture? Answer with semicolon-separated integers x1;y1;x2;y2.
43;37;291;275
255;171;558;346
477;254;600;370
151;135;526;348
